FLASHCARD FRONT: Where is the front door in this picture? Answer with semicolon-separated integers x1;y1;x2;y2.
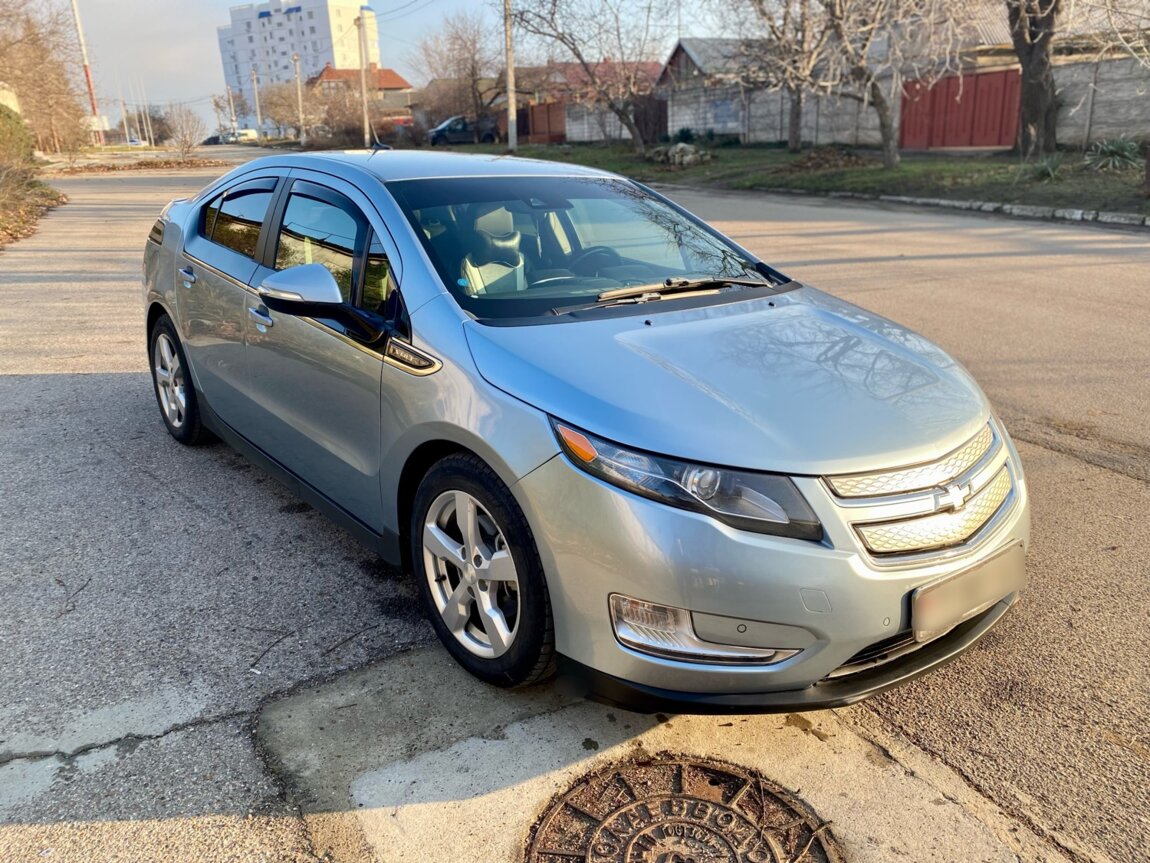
242;177;393;529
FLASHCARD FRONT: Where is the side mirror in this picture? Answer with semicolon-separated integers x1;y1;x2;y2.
258;263;390;346
258;263;344;311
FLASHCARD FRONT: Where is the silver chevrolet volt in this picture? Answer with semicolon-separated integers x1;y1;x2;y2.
143;151;1029;712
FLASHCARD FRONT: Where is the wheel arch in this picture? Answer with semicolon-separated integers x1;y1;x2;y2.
145;300;171;338
396;439;473;576
393;433;555;578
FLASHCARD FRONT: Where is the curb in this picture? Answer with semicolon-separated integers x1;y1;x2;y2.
761;187;1150;228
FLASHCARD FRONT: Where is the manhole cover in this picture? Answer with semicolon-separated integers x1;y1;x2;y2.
525;753;844;863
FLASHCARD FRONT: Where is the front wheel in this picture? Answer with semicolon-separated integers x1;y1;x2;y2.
411;454;555;687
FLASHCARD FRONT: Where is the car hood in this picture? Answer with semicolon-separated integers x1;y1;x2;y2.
463;286;990;475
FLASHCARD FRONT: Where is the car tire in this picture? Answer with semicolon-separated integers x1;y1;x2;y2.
149;314;211;446
411;453;555;687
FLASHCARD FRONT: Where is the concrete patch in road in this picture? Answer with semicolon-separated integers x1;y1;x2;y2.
259;647;1070;863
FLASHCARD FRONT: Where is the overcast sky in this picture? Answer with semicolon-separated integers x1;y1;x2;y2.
78;0;491;122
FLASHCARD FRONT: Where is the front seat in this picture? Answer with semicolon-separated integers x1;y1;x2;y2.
460;206;526;295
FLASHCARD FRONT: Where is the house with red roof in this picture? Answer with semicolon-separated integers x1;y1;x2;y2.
307;62;414;117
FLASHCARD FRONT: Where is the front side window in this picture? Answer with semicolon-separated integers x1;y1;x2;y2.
387;176;769;320
203;182;276;259
274;187;365;303
362;234;396;314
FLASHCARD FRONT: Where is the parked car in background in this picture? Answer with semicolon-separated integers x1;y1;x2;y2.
142;151;1029;712
222;129;260;144
429;115;498;146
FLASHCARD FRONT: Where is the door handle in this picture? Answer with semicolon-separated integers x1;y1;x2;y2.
248;306;274;328
177;266;196;286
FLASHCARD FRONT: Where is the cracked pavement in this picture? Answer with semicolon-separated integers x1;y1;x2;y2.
0;165;434;862
0;164;1147;862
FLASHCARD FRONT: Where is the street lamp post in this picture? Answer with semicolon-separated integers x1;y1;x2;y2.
292;53;306;147
251;66;264;142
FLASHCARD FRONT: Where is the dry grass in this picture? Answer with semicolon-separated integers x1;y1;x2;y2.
0;164;66;249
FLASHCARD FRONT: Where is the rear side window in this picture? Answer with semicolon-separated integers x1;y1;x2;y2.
200;178;277;260
274;185;366;303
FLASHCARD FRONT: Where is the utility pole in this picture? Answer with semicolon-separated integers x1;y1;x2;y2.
251;66;264;142
68;0;104;145
354;15;371;148
131;78;153;147
225;84;239;137
138;76;156;147
116;79;130;146
504;0;517;151
292;53;306;147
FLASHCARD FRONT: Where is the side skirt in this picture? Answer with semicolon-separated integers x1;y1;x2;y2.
198;396;404;567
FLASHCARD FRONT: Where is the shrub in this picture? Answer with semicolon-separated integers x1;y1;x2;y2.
0;105;34;165
1027;153;1064;182
1084;137;1142;172
675;127;695;144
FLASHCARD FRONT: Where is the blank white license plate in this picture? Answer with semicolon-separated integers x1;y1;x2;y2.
912;542;1026;642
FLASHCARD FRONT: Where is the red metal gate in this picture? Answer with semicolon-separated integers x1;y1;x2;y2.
900;70;1020;150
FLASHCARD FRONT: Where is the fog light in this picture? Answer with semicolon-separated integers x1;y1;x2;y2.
609;595;799;665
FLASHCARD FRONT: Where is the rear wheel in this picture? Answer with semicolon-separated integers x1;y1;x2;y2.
411;453;555;687
149;315;211;445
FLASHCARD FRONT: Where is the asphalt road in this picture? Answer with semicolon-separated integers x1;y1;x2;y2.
0;164;1147;863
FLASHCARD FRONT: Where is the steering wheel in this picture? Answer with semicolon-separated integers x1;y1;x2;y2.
568;245;622;275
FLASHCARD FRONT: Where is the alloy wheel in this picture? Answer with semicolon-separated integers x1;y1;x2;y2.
422;490;520;658
153;332;186;429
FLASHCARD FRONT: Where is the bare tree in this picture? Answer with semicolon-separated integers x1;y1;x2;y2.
733;0;835;152
723;0;967;167
260;83;299;138
0;1;89;154
513;0;671;154
310;83;363;145
410;10;502;125
166;103;206;158
818;0;968;168
1006;0;1062;157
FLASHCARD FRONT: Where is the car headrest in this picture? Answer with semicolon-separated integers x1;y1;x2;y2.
472;206;515;238
472;231;521;267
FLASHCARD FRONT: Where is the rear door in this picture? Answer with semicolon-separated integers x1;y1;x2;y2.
178;176;280;425
241;174;399;528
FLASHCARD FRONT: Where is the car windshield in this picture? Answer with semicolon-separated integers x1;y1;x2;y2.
386;176;770;320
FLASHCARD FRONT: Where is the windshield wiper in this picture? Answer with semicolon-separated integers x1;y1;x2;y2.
596;276;771;304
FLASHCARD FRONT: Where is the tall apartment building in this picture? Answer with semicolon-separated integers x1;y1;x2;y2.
217;0;379;126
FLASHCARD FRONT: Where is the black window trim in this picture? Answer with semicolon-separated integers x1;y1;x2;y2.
264;177;371;306
201;175;281;258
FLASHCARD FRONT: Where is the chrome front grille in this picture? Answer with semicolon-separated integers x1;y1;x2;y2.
827;423;995;498
824;420;1018;559
856;466;1013;555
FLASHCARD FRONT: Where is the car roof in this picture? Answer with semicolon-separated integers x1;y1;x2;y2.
238;150;617;184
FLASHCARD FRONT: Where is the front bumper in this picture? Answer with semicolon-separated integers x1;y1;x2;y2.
559;596;1015;714
514;446;1030;707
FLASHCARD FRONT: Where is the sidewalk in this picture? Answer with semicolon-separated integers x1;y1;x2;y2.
258;648;1072;863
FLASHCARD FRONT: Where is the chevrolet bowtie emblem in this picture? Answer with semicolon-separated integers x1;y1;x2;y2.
935;482;972;512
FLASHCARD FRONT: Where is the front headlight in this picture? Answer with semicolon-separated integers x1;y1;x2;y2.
552;420;823;541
